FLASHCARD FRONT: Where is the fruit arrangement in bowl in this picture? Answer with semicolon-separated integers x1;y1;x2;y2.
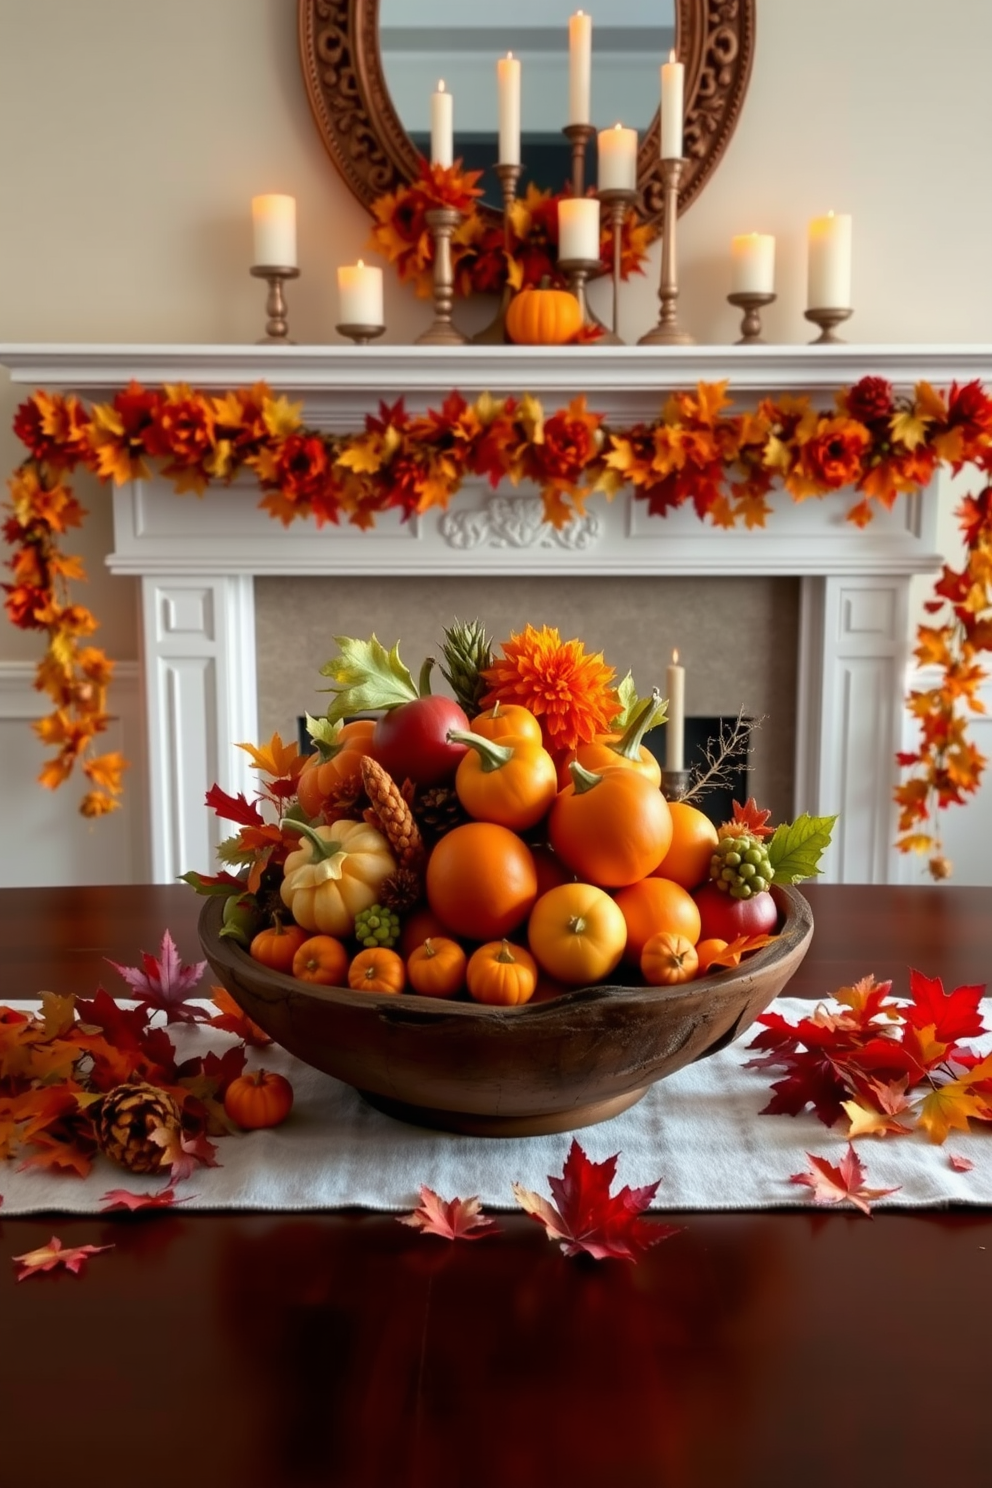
193;621;828;1136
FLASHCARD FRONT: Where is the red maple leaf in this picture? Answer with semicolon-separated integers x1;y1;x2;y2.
512;1139;681;1262
903;968;986;1043
206;987;272;1047
729;796;775;838
106;929;208;1024
397;1187;501;1241
204;782;264;826
12;1236;114;1280
949;1154;975;1172
789;1144;901;1216
150;1126;219;1184
100;1186;190;1212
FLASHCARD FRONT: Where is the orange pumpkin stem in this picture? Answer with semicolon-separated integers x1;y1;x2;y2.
446;727;514;773
495;940;517;964
567;915;588;936
612;687;665;761
422;938;438;958
568;760;604;795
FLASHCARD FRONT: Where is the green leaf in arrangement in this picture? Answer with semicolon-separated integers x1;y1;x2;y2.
767;814;837;884
318;634;420;724
304;712;343;761
609;672;639;731
215;835;257;867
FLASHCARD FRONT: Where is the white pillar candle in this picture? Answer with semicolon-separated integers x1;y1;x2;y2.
807;211;852;308
431;80;453;168
665;649;685;773
660;52;684;159
568;11;592;126
497;53;521;166
251;194;297;268
337;260;384;327
730;232;776;294
598;123;638;192
558;197;600;262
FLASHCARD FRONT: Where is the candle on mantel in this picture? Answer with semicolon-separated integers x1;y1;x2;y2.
558;197;600;261
666;649;685;773
497;53;521;166
660;51;684;159
731;232;776;294
337;259;384;327
807;210;852;309
431;80;453;168
598;123;638;192
251;194;297;267
568;10;592;125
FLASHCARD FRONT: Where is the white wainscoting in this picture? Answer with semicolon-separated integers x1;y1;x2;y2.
0;662;150;887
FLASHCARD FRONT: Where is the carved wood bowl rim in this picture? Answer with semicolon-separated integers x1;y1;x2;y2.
297;0;756;233
199;883;811;1137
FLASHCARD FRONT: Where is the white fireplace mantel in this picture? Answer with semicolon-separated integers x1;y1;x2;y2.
5;342;991;887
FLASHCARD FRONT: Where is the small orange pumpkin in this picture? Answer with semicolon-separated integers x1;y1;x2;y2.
406;936;467;999
223;1069;294;1129
348;946;406;994
527;882;627;986
249;920;310;974
641;932;699;986
505;285;583;346
291;934;350;985
466;940;538;1006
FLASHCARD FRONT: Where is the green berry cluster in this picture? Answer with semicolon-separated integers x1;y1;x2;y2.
709;832;773;900
353;903;401;948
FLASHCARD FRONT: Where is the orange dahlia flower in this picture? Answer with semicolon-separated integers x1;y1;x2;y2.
479;624;619;753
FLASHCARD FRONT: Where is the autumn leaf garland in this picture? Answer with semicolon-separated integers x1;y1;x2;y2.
5;375;992;872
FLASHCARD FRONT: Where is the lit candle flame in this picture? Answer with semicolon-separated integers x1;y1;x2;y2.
672;648;679;665
669;49;677;63
437;79;446;92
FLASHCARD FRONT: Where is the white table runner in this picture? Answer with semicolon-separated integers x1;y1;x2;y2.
2;997;990;1215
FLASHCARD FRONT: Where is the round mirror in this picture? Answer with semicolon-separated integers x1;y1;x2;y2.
299;0;754;227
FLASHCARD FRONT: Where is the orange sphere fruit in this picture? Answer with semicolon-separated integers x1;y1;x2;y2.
652;801;719;891
426;821;538;942
613;875;702;963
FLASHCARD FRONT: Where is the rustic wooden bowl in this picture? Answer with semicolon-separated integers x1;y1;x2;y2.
199;885;813;1138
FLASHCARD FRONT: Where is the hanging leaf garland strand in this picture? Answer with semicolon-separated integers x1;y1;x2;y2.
3;375;992;873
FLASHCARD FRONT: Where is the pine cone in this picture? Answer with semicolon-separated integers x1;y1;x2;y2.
95;1081;183;1174
379;867;424;913
412;784;469;843
360;756;427;872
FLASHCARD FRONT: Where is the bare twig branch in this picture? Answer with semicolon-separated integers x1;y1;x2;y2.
682;709;764;807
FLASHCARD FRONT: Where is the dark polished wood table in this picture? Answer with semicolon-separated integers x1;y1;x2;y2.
2;884;991;1488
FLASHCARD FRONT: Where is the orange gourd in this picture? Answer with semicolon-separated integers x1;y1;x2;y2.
556;690;664;789
470;701;544;746
549;762;673;888
426;821;538;941
613;875;702;963
406;936;467;999
296;720;377;820
291;934;350;985
505;285;583;346
249;920;310;974
466;940;538;1006
527;882;627;986
223;1069;294;1129
640;932;699;986
449;728;558;831
348;947;406;994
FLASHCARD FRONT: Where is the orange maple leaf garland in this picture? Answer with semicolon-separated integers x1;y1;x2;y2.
6;374;992;872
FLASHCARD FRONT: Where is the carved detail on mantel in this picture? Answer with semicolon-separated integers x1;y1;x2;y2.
438;494;601;552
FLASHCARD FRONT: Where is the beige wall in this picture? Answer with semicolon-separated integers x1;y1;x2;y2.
1;0;989;803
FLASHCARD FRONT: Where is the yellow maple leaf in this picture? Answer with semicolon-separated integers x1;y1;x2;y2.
261;394;303;440
933;428;965;465
914;381;948;421
889;409;930;451
916;1083;988;1144
517;393;545;445
895;832;937;855
336;438;385;475
842;1098;913;1139
83;751;128;794
236;731;306;780
762;433;793;474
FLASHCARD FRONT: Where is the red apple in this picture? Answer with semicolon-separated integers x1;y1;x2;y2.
692;881;779;942
372;696;470;787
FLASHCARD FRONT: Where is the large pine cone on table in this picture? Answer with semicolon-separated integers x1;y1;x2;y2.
95;1081;183;1173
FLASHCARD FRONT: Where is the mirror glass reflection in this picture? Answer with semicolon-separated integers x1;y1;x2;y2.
380;0;676;209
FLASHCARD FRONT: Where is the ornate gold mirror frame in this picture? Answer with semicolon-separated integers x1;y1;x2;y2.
298;0;755;227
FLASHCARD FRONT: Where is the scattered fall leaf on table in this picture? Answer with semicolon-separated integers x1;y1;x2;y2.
207;986;272;1047
12;1235;114;1280
150;1126;219;1185
949;1154;975;1173
789;1144;901;1217
106;928;209;1025
512;1138;681;1262
397;1187;501;1241
100;1187;191;1212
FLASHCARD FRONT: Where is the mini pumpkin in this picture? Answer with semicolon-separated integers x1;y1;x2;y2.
505;284;583;346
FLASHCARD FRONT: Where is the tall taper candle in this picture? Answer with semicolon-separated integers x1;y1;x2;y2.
252;195;297;267
568;11;592;125
660;52;684;159
666;648;685;772
497;53;521;166
431;80;453;168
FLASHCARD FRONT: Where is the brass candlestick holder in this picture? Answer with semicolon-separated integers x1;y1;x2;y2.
638;157;693;346
416;207;468;346
563;122;596;196
804;307;853;344
660;767;692;802
728;291;776;345
472;161;523;346
335;324;386;346
557;257;600;331
598;187;637;342
249;265;300;343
